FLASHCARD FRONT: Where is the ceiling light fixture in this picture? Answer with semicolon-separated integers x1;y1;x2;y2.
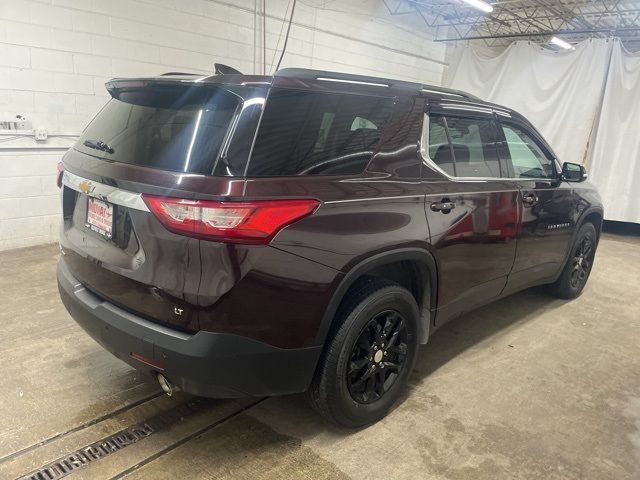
461;0;494;14
550;36;575;50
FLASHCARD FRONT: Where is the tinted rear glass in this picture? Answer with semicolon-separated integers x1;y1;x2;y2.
76;85;240;175
432;114;502;178
247;89;394;176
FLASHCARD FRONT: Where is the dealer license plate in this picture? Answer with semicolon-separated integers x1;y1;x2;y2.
86;197;113;238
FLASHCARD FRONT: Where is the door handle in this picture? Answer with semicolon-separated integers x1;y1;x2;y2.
522;193;538;206
430;200;456;213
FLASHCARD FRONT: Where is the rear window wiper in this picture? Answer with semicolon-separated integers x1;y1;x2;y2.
83;139;115;154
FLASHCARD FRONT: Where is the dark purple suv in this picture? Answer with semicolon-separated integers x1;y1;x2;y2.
57;68;603;427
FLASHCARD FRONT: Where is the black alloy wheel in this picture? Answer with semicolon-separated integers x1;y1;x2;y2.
307;279;419;428
549;222;598;299
347;310;408;404
569;231;595;289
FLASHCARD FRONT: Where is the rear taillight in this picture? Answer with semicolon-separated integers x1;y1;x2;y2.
56;162;64;188
142;195;320;244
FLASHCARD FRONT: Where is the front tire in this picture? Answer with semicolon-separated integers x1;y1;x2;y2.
549;222;598;299
307;279;419;428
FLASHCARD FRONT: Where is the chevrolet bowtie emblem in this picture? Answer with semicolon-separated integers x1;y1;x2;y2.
79;180;95;194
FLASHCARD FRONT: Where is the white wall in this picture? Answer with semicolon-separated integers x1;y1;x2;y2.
0;0;447;251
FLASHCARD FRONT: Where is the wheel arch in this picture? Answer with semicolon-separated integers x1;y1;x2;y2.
574;206;604;247
581;209;604;238
556;206;604;282
316;248;438;347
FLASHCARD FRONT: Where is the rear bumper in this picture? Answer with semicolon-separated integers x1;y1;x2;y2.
57;258;321;398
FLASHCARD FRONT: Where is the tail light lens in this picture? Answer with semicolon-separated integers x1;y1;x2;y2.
56;161;64;188
142;195;320;244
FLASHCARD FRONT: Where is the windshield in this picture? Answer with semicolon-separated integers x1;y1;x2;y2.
76;85;241;175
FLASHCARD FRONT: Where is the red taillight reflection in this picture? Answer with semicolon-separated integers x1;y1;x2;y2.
56;162;65;188
142;195;320;244
131;352;165;370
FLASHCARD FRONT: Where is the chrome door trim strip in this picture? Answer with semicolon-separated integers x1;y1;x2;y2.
62;170;150;212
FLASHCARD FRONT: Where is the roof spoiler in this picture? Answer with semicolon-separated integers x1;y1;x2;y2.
156;63;243;78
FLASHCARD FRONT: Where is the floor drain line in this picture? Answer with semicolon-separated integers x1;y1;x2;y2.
17;424;154;480
17;397;216;480
0;392;164;465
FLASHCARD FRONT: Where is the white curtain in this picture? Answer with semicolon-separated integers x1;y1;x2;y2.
446;39;640;224
588;43;640;223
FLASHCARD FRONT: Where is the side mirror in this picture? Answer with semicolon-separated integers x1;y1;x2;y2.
562;162;587;182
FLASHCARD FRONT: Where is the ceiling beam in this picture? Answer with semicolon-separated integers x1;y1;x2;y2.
434;26;640;42
430;9;640;29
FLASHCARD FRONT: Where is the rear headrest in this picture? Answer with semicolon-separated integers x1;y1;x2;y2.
451;143;470;163
342;128;380;151
433;144;452;164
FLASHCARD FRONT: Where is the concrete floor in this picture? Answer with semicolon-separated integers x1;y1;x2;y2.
1;233;639;480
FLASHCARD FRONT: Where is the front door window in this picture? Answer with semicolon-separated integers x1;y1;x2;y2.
501;124;556;179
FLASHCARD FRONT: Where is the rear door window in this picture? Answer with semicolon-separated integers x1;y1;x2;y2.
76;85;241;175
247;89;394;176
427;114;502;178
442;116;502;178
428;115;454;176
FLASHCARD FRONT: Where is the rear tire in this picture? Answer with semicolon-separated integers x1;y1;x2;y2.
307;278;419;428
548;222;598;299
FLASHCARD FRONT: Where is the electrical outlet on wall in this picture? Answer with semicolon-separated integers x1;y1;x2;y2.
34;128;48;141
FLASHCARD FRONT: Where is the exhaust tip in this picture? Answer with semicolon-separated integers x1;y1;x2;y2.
157;373;177;396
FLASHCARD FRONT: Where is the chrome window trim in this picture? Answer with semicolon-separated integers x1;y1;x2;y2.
440;104;494;114
62;170;150;212
419;113;560;183
440;101;512;116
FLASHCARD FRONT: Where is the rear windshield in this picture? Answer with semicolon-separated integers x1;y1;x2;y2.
247;89;394;176
75;85;240;175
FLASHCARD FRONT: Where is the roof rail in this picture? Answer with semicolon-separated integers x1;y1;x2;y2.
160;72;199;76
275;68;406;88
274;67;478;99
